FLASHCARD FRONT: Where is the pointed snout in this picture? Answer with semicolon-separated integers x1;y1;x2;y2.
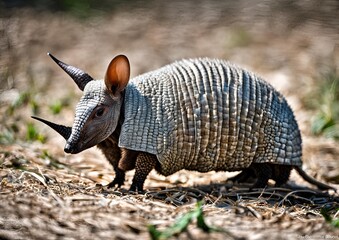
64;142;80;154
32;116;79;154
64;142;73;153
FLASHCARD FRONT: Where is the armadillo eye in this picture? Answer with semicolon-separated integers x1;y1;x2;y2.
95;108;105;118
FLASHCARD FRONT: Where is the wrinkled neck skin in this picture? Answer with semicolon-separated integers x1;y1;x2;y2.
65;80;124;154
95;115;123;168
97;102;124;149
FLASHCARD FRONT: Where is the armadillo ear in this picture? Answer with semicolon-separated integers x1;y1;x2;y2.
105;55;130;96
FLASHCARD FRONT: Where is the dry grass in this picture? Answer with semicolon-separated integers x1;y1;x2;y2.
1;144;338;240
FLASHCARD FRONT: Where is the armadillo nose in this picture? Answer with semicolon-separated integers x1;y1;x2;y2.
64;143;73;154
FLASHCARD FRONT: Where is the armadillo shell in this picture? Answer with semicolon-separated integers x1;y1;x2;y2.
118;58;302;176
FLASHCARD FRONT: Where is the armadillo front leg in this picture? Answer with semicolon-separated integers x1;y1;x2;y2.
107;168;125;188
107;148;138;188
97;137;127;188
129;152;157;192
118;148;139;171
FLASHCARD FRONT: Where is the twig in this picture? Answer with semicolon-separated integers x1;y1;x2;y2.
278;190;317;206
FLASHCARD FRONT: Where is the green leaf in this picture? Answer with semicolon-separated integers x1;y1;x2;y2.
26;123;46;143
148;201;223;240
49;100;63;115
30;99;40;115
323;125;339;140
321;207;339;228
311;114;335;135
307;70;339;141
148;225;163;240
331;219;339;228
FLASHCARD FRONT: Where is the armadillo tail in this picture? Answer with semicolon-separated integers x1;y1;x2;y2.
295;166;335;191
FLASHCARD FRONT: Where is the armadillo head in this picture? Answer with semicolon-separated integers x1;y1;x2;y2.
33;54;130;154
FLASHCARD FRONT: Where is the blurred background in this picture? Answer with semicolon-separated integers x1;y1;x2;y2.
0;0;338;182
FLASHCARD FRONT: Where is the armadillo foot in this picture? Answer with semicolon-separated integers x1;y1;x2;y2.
129;182;144;193
251;163;272;189
107;168;125;188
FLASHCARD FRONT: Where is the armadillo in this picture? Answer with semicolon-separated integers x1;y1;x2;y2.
32;53;333;192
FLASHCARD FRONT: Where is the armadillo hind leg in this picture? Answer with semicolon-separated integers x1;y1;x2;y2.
230;164;293;188
228;168;256;184
251;163;273;189
271;165;292;187
129;152;158;192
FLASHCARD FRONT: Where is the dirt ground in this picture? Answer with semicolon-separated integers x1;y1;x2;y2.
1;1;339;239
